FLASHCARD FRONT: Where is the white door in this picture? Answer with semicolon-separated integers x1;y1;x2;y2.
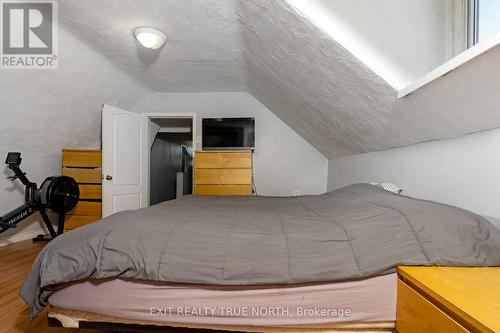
102;104;148;217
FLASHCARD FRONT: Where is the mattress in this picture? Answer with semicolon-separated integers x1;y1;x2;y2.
23;184;500;318
49;273;396;326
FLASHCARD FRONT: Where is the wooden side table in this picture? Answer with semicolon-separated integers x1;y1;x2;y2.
396;266;500;333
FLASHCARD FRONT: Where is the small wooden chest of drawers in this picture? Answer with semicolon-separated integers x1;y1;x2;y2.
194;150;253;196
396;266;500;333
62;149;102;230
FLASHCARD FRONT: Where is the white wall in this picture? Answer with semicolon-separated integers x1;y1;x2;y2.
0;27;151;245
289;0;449;88
132;92;328;196
328;128;500;218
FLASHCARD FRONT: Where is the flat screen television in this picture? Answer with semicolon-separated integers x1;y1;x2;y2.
202;117;255;150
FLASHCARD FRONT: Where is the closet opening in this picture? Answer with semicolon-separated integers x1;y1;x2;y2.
148;115;195;205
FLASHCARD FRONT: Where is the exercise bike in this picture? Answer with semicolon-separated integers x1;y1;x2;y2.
0;152;79;241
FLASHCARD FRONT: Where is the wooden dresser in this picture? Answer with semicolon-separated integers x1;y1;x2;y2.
397;266;500;333
194;150;253;195
62;149;102;230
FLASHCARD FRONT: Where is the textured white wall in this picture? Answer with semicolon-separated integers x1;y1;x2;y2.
0;27;151;245
132;92;328;196
328;128;500;218
0;29;151;154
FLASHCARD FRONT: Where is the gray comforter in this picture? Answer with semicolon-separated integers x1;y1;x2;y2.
20;184;500;317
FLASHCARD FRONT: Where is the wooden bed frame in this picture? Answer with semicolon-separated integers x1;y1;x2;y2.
47;306;395;332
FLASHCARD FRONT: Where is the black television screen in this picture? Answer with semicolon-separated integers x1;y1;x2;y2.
202;118;255;150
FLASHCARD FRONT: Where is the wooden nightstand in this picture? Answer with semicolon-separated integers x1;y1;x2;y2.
396;266;500;333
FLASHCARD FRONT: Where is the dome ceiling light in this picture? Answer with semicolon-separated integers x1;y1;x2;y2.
133;27;166;49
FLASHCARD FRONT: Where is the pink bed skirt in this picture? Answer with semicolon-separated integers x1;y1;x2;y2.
49;273;396;326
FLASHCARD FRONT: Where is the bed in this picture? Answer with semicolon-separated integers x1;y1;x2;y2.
20;184;500;332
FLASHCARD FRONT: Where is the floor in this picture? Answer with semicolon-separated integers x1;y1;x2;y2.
0;240;113;333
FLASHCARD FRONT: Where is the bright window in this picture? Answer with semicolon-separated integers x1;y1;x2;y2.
476;0;500;42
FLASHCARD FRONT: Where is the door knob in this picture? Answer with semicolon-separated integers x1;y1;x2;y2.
105;175;113;181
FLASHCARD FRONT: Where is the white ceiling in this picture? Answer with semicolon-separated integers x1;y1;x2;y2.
59;0;248;92
1;0;499;159
0;27;151;154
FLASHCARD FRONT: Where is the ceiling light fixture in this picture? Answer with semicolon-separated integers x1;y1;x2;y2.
133;27;166;49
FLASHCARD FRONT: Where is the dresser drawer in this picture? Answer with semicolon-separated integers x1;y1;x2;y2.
63;149;102;168
68;201;102;216
195;153;223;169
64;215;101;230
79;185;102;200
63;167;102;184
195;169;252;185
396;280;470;333
194;185;252;196
222;152;251;168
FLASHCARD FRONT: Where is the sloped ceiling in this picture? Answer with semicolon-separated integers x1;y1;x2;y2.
1;0;500;159
239;0;396;157
239;0;500;158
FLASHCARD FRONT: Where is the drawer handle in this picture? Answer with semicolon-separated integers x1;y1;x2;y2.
105;175;113;181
